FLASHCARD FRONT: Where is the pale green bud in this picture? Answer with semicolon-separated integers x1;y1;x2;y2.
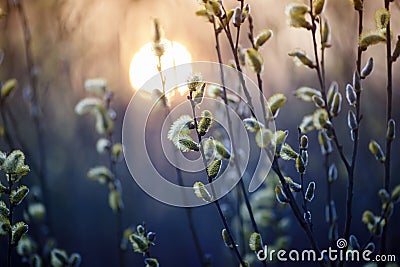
1;79;17;99
243;117;264;133
368;140;385;163
312;95;325;108
246;48;264;74
330;92;342;117
207;159;221;179
249;232;262;252
391;185;400;203
386;119;395;141
275;185;288;204
193;182;212;202
193;83;206;106
348;110;358;131
130;233;149;253
12;221;28;245
305;182;315;202
178;137;200;152
300;135;308;150
294;86;321;102
267;93;287;117
361;57;374;78
222;228;233;248
144;258;159;267
346;84;357;106
327;81;338;108
84;79;107;96
198;110;213;136
10;185;29;206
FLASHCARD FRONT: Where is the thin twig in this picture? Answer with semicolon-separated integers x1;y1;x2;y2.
156;56;207;267
344;8;364;244
380;0;393;262
306;2;351;177
7;175;14;267
246;11;323;263
212;17;267;266
235;187;246;255
218;5;255;114
234;0;244;53
271;159;323;264
361;200;392;252
247;15;267;121
188;91;246;266
213;17;261;235
297;129;309;225
104;93;124;267
216;4;322;259
306;1;362;247
319;21;336;248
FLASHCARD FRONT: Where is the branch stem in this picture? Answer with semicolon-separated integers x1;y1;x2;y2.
271;159;323;264
157;56;207;267
212;17;267;266
218;6;255;115
7;175;14;267
380;0;393;262
188;91;246;266
344;8;364;244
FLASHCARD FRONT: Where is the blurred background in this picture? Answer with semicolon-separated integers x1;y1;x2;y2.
0;0;400;266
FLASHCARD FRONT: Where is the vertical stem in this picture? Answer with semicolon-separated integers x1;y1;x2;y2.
318;21;337;245
320;35;336;247
324;153;335;239
308;12;325;94
234;0;244;53
247;9;322;260
271;159;323;263
213;18;258;231
298;130;309;223
236;187;245;255
157;56;207;266
380;0;393;262
324;156;331;216
344;8;364;244
104;94;124;267
217;9;255;114
116;208;123;267
212;18;267;266
188;92;246;266
7;175;14;267
247;15;268;122
308;3;351;176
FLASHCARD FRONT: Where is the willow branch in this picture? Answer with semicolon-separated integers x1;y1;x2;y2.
157;56;207;267
188;91;246;266
380;0;393;261
344;8;364;244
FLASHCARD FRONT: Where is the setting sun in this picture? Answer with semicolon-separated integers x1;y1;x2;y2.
129;39;192;91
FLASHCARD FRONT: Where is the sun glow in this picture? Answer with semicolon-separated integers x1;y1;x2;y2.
129;40;192;91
